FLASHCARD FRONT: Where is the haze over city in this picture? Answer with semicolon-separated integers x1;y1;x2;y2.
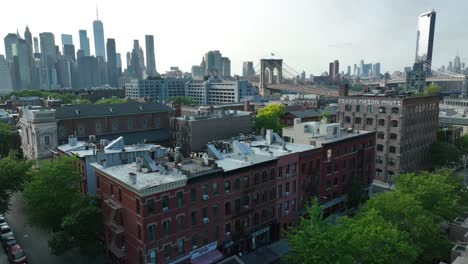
1;0;465;75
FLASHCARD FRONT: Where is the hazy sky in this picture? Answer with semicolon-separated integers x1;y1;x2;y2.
0;0;465;76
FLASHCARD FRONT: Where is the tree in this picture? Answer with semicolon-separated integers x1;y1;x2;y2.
49;197;104;257
168;96;197;106
0;122;15;158
346;176;368;208
254;103;285;134
342;209;420;264
287;200;353;264
456;134;468;154
95;98;128;104
422;83;441;96
0;156;32;213
23;156;82;230
362;191;451;263
71;98;92;105
394;170;464;221
430;141;462;167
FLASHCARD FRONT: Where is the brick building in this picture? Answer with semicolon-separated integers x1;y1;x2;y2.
282;106;337;127
93;128;375;264
55;102;175;145
337;93;439;182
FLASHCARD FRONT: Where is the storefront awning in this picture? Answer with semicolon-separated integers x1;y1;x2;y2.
191;249;223;264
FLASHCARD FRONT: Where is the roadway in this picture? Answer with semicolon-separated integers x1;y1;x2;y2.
4;193;109;264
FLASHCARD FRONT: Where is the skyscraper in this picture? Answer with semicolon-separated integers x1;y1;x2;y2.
93;16;106;59
242;61;254;78
372;63;381;78
347;66;351;76
106;38;118;87
24;27;33;59
454;55;461;73
61;34;73;46
204;50;222;75
328;60;339;80
145;35;157;77
33;37;39;54
4;33;19;62
39;32;58;89
415;10;436;75
221;57;231;76
12;39;32;89
79;30;90;56
63;45;76;61
0;55;13;94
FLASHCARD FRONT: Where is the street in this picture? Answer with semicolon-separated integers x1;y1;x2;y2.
4;193;108;264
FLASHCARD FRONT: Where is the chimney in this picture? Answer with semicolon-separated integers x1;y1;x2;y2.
100;159;107;168
339;83;349;97
294;118;301;126
128;172;137;185
244;100;250;112
266;129;274;145
68;135;78;146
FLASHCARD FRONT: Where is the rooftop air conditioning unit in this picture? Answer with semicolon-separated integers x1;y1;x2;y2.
203;218;209;224
162;207;169;212
203;194;209;200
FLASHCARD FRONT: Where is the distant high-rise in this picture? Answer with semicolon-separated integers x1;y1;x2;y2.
24;26;33;58
79;30;90;56
204;50;223;75
4;33;19;62
448;61;453;72
93;16;106;59
406;62;426;94
129;40;144;79
347;66;351;76
61;34;73;46
328;60;339;80
454;55;461;73
106;38;118;87
353;64;357;76
415;10;436;75
372;63;381;78
0;55;13;94
12;39;32;89
145;35;157;77
33;37;39;54
242;61;255;78
221;57;231;76
39;32;58;89
63;44;76;61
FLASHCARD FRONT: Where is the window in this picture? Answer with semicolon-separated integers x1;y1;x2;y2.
254;212;259;226
149;250;157;264
192;235;198;249
356;105;361;112
292;163;297;175
225;223;231;233
163;220;171;236
148;199;155;214
388;158;395;165
243;217;249;229
225;181;231;193
191;188;197;202
110;184;114;196
137;224;142;240
213;204;219;219
202;184;208;196
355;117;362;124
262;171;267;182
162;196;169;210
215;225;220;240
376;169;383;178
377;132;385;139
254;173;259;185
177;192;183;208
202;207;208;219
243;195;250;207
118;188;122;202
390;133;397;140
96;176;100;189
344;116;351;123
278;204;282;217
225;202;231;216
213;182;219;195
148;224;156;241
262;190;267;202
253;192;258;203
45;136;50;146
377;144;384;151
378;119;385;126
367;106;373;113
270;187;275;200
293;180;297;193
234;178;240;190
178;239;185;255
366;118;373;125
243;176;249;188
177;215;184;231
278;167;283;179
136;199;141;214
389;146;397;153
271;206;275;218
278;184;282;198
376;156;383;164
345;104;352;111
191;211;197;225
270;168;275;180
391;107;399;114
164;244;171;261
379;106;386;113
391;120;398;127
285;183;290;193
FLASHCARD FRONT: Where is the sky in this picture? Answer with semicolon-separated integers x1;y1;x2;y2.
0;0;465;76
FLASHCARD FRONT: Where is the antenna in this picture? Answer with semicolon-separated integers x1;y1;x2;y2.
96;2;99;20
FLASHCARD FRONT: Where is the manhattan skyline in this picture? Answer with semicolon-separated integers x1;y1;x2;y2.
0;0;466;76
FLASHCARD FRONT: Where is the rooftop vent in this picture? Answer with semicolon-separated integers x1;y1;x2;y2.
128;172;137;185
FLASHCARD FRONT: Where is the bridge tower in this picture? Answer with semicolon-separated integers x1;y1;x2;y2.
259;59;283;95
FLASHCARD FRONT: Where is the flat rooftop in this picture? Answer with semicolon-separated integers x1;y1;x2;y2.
176;110;251;121
58;141;161;157
91;162;188;196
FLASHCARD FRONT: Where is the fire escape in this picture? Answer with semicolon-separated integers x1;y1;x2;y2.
104;198;126;261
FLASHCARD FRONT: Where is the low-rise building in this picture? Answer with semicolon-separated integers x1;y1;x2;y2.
18;106;57;159
124;77;188;102
185;77;255;105
170;110;252;155
282;107;337;127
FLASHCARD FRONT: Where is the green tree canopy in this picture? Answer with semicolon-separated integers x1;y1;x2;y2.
254;103;285;134
395;170;464;221
168;96;197;106
430;141;462;167
362;191;451;262
423;83;441;95
23;156;82;230
0;156;32;213
0;122;15;158
456;134;468;154
95;98;129;104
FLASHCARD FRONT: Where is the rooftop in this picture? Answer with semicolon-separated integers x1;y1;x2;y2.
92;162;188;196
176;110;251;121
287;106;337;118
54;102;174;119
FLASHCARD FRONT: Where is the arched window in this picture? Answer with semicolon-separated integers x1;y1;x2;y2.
391;120;398;127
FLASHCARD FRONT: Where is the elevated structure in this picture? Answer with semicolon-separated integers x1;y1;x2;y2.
259;59;283;95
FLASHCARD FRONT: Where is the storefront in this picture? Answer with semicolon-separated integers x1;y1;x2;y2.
190;241;224;264
251;226;271;250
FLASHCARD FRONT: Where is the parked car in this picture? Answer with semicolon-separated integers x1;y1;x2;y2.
0;216;7;227
1;225;14;241
7;244;27;263
2;236;17;250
